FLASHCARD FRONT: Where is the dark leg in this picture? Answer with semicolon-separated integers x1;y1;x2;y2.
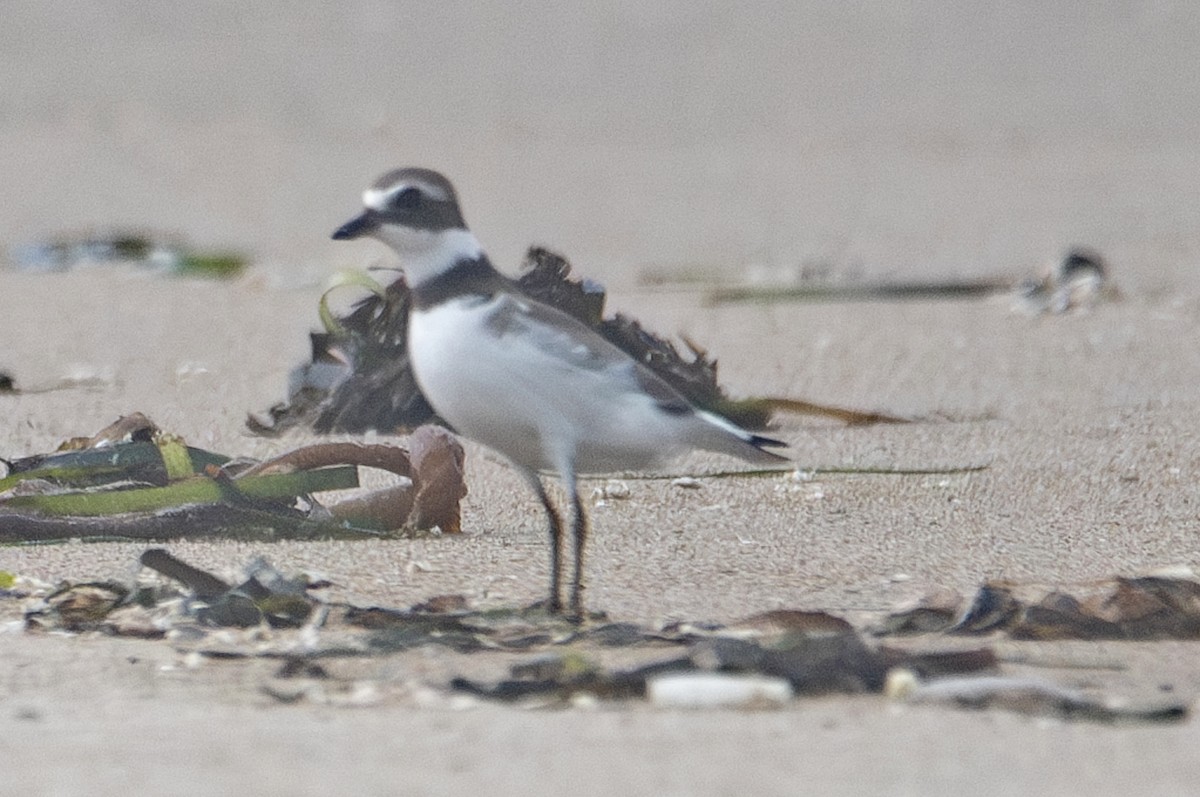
524;471;564;613
568;488;589;619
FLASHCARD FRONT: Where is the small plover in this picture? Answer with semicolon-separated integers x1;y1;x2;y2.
333;168;788;617
1013;247;1111;315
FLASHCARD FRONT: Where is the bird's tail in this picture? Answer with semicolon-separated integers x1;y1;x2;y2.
694;410;790;464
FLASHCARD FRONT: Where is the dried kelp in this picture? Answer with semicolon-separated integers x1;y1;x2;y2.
251;247;901;435
0;415;466;541
880;575;1200;640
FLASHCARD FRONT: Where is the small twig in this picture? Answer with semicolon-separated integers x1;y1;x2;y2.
140;548;231;600
706;278;1010;306
614;461;991;481
997;652;1129;672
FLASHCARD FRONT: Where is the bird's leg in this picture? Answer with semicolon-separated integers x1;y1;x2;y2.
524;471;564;613
568;488;589;620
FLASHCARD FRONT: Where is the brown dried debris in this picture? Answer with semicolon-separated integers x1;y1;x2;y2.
881;575;1200;640
11;550;1185;722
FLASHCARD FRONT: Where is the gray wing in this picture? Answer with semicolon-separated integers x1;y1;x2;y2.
483;293;694;415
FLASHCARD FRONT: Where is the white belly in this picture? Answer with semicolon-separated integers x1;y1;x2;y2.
408;296;690;474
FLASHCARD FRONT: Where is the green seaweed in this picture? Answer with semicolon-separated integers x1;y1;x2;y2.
3;466;358;517
0;442;229;492
176;252;247;278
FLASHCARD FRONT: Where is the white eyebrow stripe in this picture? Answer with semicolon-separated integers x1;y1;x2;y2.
363;185;400;212
363;179;451;212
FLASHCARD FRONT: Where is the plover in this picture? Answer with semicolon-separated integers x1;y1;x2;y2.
333;168;788;617
1013;247;1111;315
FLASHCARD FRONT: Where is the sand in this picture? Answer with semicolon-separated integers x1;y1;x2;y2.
3;5;1200;796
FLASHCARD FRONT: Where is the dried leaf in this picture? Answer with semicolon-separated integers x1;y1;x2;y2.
74;412;160;447
411;594;469;613
727;609;855;639
26;582;129;632
877;587;964;635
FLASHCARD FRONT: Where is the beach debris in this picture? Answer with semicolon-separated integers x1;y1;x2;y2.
641;257;1010;305
705;277;1009;306
349;603;590;655
687;246;1114;317
250;246;903;435
0;414;465;541
646;673;793;709
1012;247;1115;315
24;581;131;634
7;229;246;277
260;667;384;707
142;549;315;629
877;587;966;634
410;594;470;613
448;608;989;704
880;574;1200;640
591;480;631;502
887;671;1186;724
4;550;1183;722
405;425;467;533
1;364;120;395
689;633;888;694
24;551;319;633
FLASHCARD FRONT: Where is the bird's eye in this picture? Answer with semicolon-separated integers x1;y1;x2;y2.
392;186;421;210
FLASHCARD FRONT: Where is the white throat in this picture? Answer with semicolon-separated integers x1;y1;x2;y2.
371;225;483;286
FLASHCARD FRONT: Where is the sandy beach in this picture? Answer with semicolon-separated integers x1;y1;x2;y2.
3;4;1200;795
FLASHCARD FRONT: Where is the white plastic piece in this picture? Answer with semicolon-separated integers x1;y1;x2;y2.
647;673;793;709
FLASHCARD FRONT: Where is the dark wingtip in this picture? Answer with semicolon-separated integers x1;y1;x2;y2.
756;435;791;456
751;433;789;450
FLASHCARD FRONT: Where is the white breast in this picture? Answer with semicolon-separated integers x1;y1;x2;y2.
407;295;694;474
408;296;553;470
